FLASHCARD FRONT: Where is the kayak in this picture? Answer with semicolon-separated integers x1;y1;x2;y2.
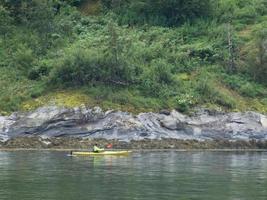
71;151;132;156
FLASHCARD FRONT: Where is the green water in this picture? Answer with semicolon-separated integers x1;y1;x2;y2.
0;151;267;200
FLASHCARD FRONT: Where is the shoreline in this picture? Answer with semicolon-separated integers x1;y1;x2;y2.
1;148;267;152
1;137;267;150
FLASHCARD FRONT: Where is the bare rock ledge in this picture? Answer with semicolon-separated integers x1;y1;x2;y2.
0;106;267;143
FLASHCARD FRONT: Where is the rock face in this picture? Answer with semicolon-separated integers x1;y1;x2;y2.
0;106;267;142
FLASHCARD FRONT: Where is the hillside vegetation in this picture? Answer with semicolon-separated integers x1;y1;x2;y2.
0;0;267;114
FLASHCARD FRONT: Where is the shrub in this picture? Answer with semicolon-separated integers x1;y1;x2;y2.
195;73;237;109
139;59;174;97
245;29;267;85
0;5;13;35
239;83;265;98
213;0;266;23
28;65;50;80
222;74;267;98
101;0;213;26
50;48;101;86
151;59;174;84
12;45;35;72
214;92;236;109
175;94;196;113
49;46;140;87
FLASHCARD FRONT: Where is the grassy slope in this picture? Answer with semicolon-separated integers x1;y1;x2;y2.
0;1;267;115
21;19;267;114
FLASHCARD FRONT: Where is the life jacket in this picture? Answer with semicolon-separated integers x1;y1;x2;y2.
93;145;102;152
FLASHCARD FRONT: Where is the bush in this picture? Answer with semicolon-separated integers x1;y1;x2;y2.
50;48;101;86
213;0;266;23
239;83;258;98
102;0;212;26
138;59;174;97
196;75;216;98
175;94;195;113
28;65;50;80
12;45;35;72
245;29;267;85
151;59;174;84
222;74;267;98
49;46;140;87
0;5;13;35
196;73;237;109
214;92;236;109
28;83;46;98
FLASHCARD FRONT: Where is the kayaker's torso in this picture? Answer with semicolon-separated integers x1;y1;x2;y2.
93;145;104;152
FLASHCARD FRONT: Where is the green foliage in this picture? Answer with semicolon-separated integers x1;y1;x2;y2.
1;0;55;28
64;0;85;6
102;0;212;26
139;59;175;97
49;45;140;87
239;83;262;98
246;29;267;85
0;67;46;113
196;73;236;109
11;45;35;72
28;65;50;80
174;94;196;113
222;74;267;98
0;0;267;113
50;48;101;86
0;5;13;35
213;0;267;23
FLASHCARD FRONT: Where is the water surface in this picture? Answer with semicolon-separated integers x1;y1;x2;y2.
0;151;267;200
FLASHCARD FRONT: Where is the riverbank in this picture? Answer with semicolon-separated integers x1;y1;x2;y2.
1;137;267;150
1;106;267;143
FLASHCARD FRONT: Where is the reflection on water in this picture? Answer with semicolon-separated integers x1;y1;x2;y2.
0;151;267;200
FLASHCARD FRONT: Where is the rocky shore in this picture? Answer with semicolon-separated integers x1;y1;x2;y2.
1;137;267;150
0;106;267;149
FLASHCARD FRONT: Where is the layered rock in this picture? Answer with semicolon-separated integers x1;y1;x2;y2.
0;106;267;142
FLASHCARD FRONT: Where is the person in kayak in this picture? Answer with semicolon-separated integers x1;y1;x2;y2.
93;143;104;153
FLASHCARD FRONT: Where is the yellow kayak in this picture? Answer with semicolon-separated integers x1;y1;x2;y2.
72;151;132;156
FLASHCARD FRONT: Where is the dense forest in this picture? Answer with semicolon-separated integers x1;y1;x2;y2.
0;0;267;114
